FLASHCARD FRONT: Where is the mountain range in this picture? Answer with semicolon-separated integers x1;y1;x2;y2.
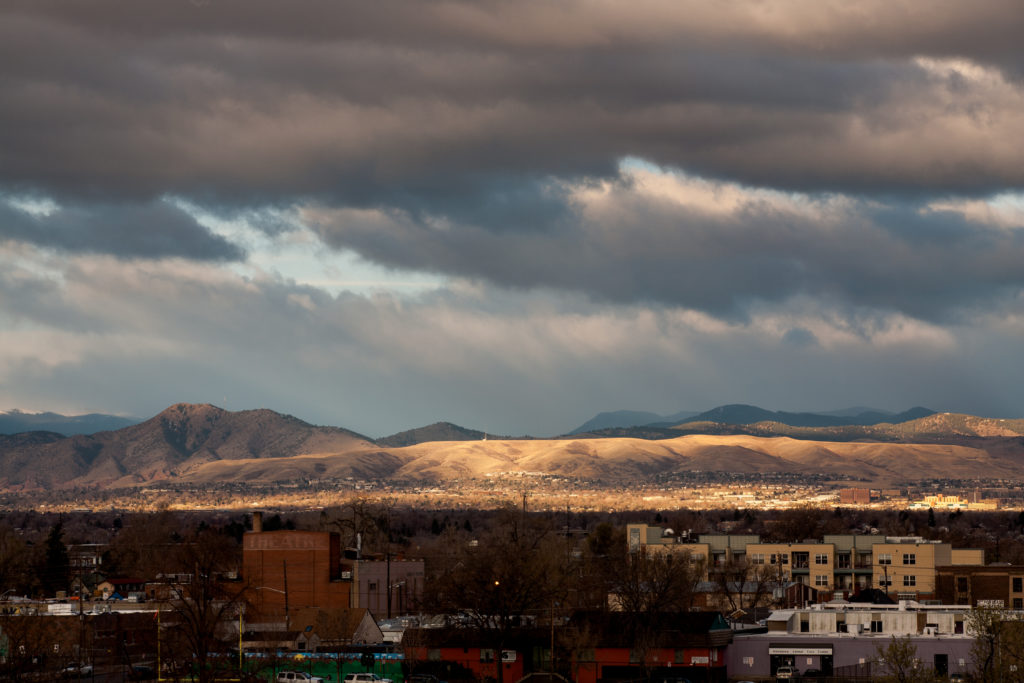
0;409;140;437
2;403;1024;491
567;404;934;434
4;403;937;440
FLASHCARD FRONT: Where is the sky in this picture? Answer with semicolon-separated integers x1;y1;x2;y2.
2;1;1024;438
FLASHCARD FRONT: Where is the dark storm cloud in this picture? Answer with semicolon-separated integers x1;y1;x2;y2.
0;200;243;260
2;0;1024;205
307;173;1024;321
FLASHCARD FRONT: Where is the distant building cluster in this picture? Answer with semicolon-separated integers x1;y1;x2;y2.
908;493;998;511
837;487;1000;510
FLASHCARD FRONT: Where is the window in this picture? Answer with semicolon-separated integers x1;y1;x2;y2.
815;553;829;565
800;620;809;633
815;575;829;587
837;553;852;569
878;553;892;565
880;576;892;586
1014;598;1023;610
871;620;883;633
480;649;495;663
1014;577;1023;593
903;553;916;565
957;577;969;592
751;553;765;565
781;553;789;565
904;575;917;587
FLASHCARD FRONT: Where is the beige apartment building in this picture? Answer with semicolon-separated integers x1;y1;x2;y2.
628;525;985;601
626;524;710;566
872;539;985;600
746;542;835;590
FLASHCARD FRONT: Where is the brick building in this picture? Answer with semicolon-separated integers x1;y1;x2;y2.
838;488;872;505
935;565;1024;607
242;514;425;622
242;516;351;620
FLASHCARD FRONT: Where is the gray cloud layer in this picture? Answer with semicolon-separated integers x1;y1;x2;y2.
0;201;243;260
3;256;1020;436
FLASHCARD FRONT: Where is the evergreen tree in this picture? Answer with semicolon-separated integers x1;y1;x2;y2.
39;522;70;596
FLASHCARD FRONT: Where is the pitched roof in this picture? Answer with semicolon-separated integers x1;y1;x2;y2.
290;607;380;641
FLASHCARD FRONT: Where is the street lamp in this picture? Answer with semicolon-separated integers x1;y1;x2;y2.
251;585;289;630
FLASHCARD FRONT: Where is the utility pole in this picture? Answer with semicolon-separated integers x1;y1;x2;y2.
282;560;290;631
386;506;392;619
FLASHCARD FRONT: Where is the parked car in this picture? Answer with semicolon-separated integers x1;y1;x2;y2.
775;665;797;680
343;674;392;683
130;664;157;680
277;673;325;683
802;669;825;678
61;662;94;679
408;675;443;683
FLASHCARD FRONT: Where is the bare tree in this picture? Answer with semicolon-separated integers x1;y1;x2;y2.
612;549;702;614
874;635;939;683
607;548;704;680
106;510;183;579
712;557;777;613
160;528;247;683
968;606;1024;683
320;497;397;555
0;521;30;593
426;508;569;683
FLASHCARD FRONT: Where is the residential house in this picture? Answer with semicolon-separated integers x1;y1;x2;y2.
97;578;146;601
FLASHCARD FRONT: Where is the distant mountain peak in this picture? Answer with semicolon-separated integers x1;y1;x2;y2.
569;409;700;434
160;402;226;417
377;421;493;447
0;403;375;490
0;409;141;437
